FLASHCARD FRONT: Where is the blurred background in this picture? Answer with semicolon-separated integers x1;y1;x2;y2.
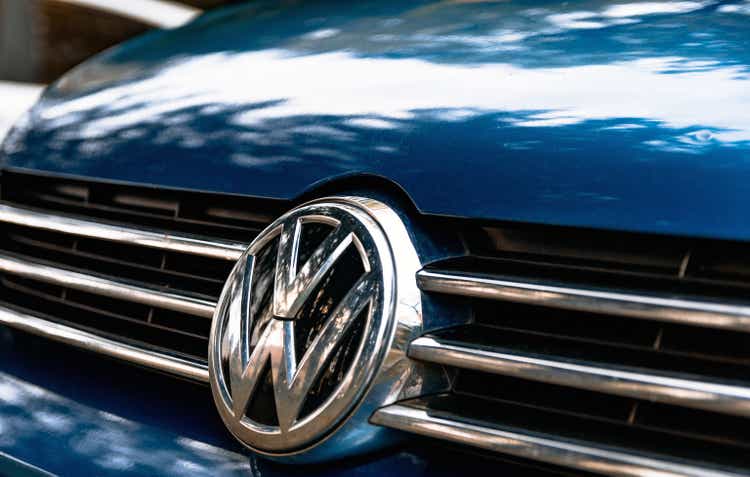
0;0;239;140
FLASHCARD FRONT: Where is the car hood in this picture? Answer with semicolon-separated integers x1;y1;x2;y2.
2;0;750;240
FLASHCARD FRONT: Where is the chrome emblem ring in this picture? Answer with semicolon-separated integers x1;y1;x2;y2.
209;197;426;458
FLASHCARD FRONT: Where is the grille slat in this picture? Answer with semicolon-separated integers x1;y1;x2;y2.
4;231;227;297
0;275;210;359
0;252;216;318
0;305;208;382
418;268;750;333
0;171;281;372
372;399;746;477
3;170;749;475
0;203;248;261
396;224;750;476
16;191;263;238
1;276;209;342
1;170;281;241
409;334;750;417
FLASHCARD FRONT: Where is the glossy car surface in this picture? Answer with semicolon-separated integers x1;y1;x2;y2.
1;1;749;475
4;0;750;241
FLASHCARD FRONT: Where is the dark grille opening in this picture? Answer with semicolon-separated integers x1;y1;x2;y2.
465;224;687;276
411;221;750;474
473;299;750;368
423;291;750;469
0;222;229;300
439;324;750;383
455;370;750;451
456;371;635;423
408;393;749;472
687;242;750;287
163;251;236;283
0;171;286;364
151;308;212;338
461;223;750;296
0;274;208;359
1;170;284;241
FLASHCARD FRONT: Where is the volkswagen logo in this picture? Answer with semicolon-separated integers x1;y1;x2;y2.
208;197;436;461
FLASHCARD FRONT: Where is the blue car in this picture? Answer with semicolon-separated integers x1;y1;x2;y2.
1;1;749;475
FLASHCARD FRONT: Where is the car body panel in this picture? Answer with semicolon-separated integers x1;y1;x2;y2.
0;329;522;476
3;0;750;241
1;2;749;475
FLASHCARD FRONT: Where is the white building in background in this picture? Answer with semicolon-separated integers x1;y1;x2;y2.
0;81;43;141
0;0;208;141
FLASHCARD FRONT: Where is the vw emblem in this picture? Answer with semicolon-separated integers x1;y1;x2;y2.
209;197;434;460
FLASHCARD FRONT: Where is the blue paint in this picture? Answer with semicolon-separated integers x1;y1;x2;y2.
3;0;750;241
0;329;519;476
2;2;749;473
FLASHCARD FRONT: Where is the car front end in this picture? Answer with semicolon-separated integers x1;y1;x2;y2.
1;1;750;476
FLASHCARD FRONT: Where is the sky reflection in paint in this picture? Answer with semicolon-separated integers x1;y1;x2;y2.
4;0;750;240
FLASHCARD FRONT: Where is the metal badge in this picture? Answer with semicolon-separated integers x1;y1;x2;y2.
209;197;442;461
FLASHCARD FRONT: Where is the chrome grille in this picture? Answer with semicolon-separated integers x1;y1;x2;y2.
0;171;283;379
373;224;750;477
3;171;750;474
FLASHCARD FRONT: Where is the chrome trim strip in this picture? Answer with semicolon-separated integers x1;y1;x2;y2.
0;305;208;382
0;253;216;318
417;269;750;332
371;404;743;477
0;203;247;261
410;336;750;417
